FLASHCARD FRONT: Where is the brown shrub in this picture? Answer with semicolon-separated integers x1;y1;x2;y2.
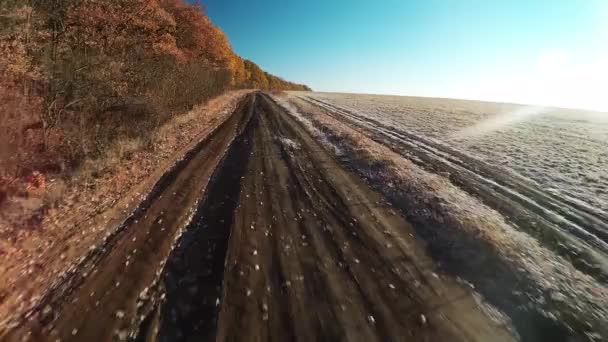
0;77;50;176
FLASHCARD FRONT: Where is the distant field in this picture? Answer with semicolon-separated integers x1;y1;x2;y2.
296;92;608;217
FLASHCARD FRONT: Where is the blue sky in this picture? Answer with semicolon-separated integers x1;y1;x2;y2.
202;0;608;111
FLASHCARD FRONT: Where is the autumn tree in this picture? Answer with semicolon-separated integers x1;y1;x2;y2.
243;59;269;89
1;0;309;179
1;1;48;177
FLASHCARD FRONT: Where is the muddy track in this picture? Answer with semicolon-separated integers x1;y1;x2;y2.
299;95;608;282
139;94;513;341
1;93;514;341
1;94;256;342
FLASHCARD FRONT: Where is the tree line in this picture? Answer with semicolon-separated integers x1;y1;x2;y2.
0;0;310;181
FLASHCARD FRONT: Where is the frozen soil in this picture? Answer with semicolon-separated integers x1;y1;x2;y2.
295;94;608;279
295;92;608;218
279;92;608;341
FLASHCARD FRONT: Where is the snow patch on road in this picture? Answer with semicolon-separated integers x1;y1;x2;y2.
270;94;343;156
278;137;300;150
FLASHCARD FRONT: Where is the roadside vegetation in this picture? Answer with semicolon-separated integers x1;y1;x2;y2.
0;0;309;207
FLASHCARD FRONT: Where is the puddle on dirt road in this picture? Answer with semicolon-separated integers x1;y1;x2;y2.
137;115;256;342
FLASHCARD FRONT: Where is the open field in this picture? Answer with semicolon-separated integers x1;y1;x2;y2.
284;91;608;341
295;92;608;218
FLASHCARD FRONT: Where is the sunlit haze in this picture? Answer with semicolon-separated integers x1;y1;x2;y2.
204;0;608;112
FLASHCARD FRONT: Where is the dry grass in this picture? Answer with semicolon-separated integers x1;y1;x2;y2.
0;91;250;328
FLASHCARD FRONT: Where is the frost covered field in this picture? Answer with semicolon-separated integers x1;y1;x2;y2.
296;92;608;218
280;91;608;340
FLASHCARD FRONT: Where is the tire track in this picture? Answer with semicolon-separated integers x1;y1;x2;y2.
298;95;608;282
153;94;514;341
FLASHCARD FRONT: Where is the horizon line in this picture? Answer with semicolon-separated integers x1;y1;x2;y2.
293;90;608;114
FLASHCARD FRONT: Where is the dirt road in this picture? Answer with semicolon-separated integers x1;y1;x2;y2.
2;93;514;341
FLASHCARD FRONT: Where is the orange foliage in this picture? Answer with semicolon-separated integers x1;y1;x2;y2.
63;0;180;58
0;0;309;183
160;0;230;63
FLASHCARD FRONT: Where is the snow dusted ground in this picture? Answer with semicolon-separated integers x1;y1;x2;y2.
293;92;608;217
276;92;608;340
